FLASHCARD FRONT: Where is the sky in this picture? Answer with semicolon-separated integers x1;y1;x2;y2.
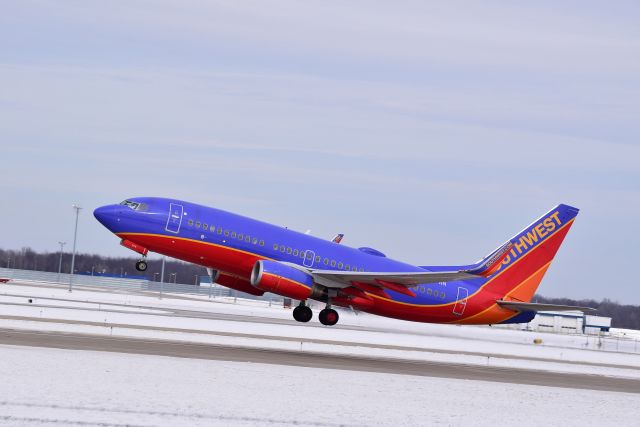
1;1;639;303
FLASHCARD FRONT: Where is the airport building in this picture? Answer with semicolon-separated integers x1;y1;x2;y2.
497;311;612;335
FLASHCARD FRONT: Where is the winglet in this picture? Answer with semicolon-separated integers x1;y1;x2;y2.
331;233;344;244
464;241;514;278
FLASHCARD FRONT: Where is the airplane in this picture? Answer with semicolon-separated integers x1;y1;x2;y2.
94;198;592;326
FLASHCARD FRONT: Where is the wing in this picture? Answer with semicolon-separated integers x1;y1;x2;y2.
497;300;596;312
312;269;479;287
311;269;480;297
310;241;514;297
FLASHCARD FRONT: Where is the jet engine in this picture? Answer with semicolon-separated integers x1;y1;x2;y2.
250;260;316;300
217;273;265;296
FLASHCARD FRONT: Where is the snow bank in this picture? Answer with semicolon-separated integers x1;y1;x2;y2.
0;344;637;427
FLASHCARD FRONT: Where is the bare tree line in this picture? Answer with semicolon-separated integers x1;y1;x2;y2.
1;247;206;285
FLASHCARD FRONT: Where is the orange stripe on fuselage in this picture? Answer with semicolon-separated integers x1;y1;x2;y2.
119;218;574;325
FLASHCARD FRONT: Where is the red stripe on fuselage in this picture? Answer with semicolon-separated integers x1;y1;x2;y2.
119;218;573;324
117;233;268;278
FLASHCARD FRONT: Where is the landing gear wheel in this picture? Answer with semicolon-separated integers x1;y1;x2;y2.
293;304;313;322
319;308;339;326
135;260;148;272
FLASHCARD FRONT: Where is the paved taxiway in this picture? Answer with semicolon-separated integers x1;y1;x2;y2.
1;328;638;393
2;286;639;372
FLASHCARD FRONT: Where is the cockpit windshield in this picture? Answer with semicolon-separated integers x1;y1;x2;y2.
120;200;149;211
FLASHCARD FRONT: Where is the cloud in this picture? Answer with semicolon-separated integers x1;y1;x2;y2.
1;1;639;302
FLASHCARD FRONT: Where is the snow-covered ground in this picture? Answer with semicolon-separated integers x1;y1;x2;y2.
1;281;640;379
1;281;639;426
0;344;638;427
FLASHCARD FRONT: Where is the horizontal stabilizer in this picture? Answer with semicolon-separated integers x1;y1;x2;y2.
497;300;595;313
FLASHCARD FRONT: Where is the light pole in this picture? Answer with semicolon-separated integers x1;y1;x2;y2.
159;256;165;299
57;241;66;283
69;204;82;292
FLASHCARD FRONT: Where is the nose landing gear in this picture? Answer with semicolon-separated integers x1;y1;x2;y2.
135;259;148;272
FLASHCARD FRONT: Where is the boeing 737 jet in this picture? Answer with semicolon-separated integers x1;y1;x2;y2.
94;198;591;326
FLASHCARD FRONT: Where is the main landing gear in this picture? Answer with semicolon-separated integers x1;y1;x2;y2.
292;301;339;326
293;301;313;323
319;306;339;326
135;259;148;272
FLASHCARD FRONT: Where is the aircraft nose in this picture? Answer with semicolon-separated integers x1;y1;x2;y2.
93;205;118;228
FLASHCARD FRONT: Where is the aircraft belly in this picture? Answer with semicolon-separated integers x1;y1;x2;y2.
118;233;259;280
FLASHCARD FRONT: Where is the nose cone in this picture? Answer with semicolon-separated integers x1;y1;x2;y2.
94;205;119;231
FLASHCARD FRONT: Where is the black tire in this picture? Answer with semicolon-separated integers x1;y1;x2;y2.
319;308;339;326
135;260;147;272
293;305;312;322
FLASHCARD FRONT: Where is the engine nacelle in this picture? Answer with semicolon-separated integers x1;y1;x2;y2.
250;260;314;300
217;273;265;297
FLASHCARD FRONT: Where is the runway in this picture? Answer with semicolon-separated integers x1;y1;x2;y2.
1;328;638;393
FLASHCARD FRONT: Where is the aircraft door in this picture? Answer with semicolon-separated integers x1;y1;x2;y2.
165;203;184;234
452;286;469;316
303;250;315;268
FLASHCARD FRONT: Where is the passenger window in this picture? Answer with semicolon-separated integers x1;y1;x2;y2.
280;245;285;252
196;222;201;228
315;255;321;262
203;223;208;229
224;230;229;237
238;233;243;240
323;258;329;265
245;235;251;242
188;219;194;226
273;243;279;250
330;260;336;267
293;249;299;256
217;227;223;234
338;262;343;269
345;264;350;271
231;231;237;238
210;225;215;231
253;238;258;244
359;268;364;272
352;266;357;271
287;247;292;254
259;240;265;246
441;292;446;299
427;288;432;295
